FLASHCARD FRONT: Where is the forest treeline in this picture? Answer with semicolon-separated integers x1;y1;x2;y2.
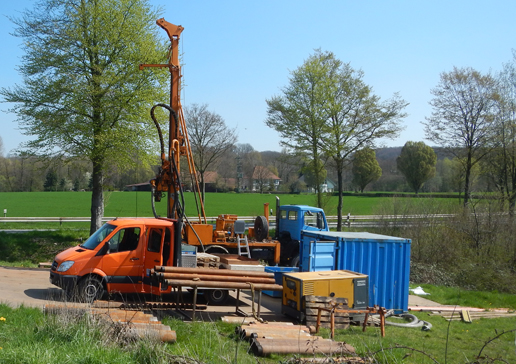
0;144;493;196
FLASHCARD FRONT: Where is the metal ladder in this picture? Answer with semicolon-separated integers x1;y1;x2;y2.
234;220;251;258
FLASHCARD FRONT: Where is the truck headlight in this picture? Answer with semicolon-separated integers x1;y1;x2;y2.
57;261;74;272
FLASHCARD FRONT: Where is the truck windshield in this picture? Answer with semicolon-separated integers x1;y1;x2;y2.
304;211;326;229
80;223;117;250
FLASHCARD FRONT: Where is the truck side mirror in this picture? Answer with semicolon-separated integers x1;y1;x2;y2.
96;242;110;256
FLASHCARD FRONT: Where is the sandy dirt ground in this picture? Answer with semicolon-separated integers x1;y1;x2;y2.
0;266;287;321
0;266;438;322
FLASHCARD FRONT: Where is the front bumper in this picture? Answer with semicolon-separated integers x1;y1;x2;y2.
49;271;78;291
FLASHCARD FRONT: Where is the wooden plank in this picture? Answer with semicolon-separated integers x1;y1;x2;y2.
305;295;348;304
196;253;220;262
461;310;472;323
306;303;349;310
305;308;349;317
215;254;261;265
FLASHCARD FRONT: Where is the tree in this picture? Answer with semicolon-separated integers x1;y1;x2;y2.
424;67;498;206
352;148;382;192
301;159;327;193
184;103;236;202
396;141;437;194
44;170;58;191
1;0;167;234
482;56;516;214
267;50;406;229
266;51;331;208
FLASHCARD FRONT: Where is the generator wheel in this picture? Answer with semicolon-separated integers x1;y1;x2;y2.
254;216;269;241
204;289;230;305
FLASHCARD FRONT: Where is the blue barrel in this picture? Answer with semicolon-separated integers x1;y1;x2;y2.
263;266;299;297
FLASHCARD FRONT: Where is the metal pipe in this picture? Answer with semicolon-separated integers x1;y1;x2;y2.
155;266;274;278
251;338;355;356
157;272;276;284
163;279;282;291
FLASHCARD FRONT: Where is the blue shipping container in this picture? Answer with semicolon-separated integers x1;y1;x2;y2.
300;231;411;312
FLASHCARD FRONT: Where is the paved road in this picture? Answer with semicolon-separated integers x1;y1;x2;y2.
0;266;66;308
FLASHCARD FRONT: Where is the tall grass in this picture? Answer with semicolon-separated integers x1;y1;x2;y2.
1;302;515;364
372;197;516;294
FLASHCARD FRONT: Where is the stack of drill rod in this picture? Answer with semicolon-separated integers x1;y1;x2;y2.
153;266;283;291
43;303;176;343
235;321;356;357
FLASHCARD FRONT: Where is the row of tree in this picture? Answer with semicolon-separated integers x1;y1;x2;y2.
3;0;516;234
265;50;516;222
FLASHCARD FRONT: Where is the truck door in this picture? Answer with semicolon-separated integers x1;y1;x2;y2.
100;226;143;294
143;227;172;295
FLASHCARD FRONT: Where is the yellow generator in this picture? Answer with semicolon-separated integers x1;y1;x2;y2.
282;270;368;321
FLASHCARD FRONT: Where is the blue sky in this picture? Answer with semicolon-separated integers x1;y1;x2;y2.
1;0;515;155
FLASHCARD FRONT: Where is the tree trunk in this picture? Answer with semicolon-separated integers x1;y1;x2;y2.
201;172;206;204
336;160;344;232
90;157;104;235
464;151;473;207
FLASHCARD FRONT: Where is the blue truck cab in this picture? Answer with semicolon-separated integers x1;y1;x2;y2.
275;200;329;266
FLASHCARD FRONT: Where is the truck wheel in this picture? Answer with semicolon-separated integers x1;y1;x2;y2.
204;289;230;305
79;276;105;303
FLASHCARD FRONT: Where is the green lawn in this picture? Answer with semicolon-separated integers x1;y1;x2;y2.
0;191;398;218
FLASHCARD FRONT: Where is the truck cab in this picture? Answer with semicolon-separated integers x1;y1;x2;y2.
50;218;176;302
276;204;329;266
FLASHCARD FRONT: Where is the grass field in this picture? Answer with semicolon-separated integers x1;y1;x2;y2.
0;191;359;217
0;191;459;218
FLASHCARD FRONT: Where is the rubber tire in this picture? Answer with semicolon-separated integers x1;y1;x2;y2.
254;216;269;241
79;276;105;303
204;289;230;305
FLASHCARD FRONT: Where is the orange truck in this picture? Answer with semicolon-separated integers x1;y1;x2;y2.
50;218;177;302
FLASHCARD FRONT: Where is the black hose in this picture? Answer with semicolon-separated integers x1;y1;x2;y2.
150;104;167;157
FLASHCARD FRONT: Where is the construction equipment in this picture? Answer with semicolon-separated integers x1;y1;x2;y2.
281;270;369;322
48;19;331;306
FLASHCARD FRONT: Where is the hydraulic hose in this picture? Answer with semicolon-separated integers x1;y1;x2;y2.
383;310;433;331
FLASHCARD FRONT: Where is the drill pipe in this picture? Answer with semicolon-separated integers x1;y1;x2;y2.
155;266;274;278
156;272;276;284
242;327;311;339
163;279;282;291
125;326;177;343
237;323;312;335
251;338;355;356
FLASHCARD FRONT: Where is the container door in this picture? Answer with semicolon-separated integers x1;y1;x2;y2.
101;226;143;294
301;238;337;272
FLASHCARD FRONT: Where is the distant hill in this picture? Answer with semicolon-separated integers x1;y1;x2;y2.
376;146;453;161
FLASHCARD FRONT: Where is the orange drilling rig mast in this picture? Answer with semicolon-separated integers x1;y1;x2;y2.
140;19;206;223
